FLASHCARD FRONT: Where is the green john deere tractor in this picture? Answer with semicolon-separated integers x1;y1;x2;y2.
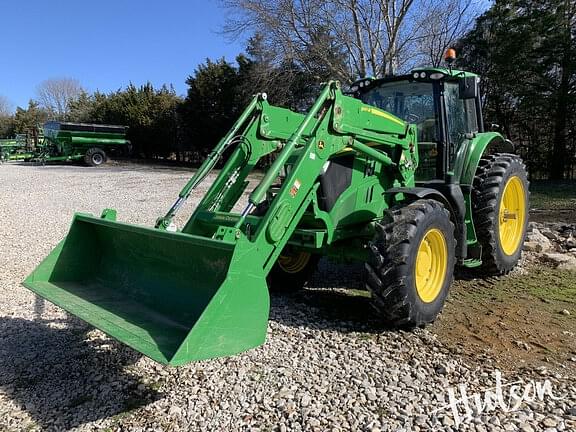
23;62;529;365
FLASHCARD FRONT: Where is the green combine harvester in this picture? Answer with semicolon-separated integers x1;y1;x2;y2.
23;54;529;365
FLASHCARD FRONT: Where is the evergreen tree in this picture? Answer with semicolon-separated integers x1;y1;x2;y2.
77;83;181;159
179;58;247;157
12;101;49;134
458;0;576;179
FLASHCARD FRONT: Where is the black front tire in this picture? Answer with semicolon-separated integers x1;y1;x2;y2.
366;199;456;327
85;147;107;167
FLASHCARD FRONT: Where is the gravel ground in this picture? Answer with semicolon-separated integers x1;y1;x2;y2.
0;163;575;432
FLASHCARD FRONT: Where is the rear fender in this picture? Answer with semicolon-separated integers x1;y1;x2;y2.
452;132;514;254
456;132;514;187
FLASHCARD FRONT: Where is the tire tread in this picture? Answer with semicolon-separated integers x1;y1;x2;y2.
366;199;455;327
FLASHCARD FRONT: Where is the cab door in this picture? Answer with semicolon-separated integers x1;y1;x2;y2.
443;81;480;173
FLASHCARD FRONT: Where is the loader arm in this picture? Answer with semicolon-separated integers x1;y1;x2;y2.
177;81;418;275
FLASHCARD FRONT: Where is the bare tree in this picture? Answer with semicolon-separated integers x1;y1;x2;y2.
328;0;418;77
222;0;482;80
0;95;13;117
0;95;14;137
415;0;478;67
223;0;352;81
36;78;84;119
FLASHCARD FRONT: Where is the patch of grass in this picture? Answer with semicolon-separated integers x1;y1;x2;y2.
109;409;135;424
149;379;165;391
106;395;149;428
356;333;375;340
457;266;576;310
452;275;509;302
530;180;576;210
438;265;576;371
517;266;576;304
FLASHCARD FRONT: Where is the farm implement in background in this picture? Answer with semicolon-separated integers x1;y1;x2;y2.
0;131;39;162
1;122;130;166
35;122;130;166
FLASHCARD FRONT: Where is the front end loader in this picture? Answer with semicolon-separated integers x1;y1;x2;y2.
23;64;529;365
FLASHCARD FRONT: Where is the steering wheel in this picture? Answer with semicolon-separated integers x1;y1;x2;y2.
406;113;420;123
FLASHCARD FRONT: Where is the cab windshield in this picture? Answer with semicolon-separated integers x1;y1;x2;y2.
360;81;437;142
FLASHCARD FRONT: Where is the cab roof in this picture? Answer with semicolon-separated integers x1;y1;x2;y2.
349;68;479;94
410;67;479;79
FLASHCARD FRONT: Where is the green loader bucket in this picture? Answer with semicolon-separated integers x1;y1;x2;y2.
23;214;269;365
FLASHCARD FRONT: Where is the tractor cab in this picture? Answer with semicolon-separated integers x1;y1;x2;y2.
350;68;483;182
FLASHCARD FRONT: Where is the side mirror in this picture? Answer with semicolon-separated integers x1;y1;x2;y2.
459;76;479;99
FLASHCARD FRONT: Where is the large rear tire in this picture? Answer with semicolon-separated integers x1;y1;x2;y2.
85;147;107;167
366;199;456;327
472;153;529;274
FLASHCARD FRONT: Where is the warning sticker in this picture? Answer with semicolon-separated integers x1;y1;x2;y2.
289;179;301;198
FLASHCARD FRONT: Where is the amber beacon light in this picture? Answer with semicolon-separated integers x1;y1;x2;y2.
444;48;457;64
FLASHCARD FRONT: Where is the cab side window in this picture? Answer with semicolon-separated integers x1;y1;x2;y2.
444;83;479;144
444;83;479;167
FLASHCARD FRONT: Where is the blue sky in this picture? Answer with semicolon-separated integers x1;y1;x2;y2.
0;1;245;110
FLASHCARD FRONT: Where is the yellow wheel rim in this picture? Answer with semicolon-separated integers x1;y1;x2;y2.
498;176;526;256
278;251;311;274
415;228;448;303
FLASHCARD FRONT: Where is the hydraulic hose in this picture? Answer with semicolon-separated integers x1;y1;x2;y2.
155;94;263;229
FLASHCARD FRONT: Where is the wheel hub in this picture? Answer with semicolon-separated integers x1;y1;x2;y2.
93;154;103;164
498;176;526;255
278;251;311;274
415;228;448;303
